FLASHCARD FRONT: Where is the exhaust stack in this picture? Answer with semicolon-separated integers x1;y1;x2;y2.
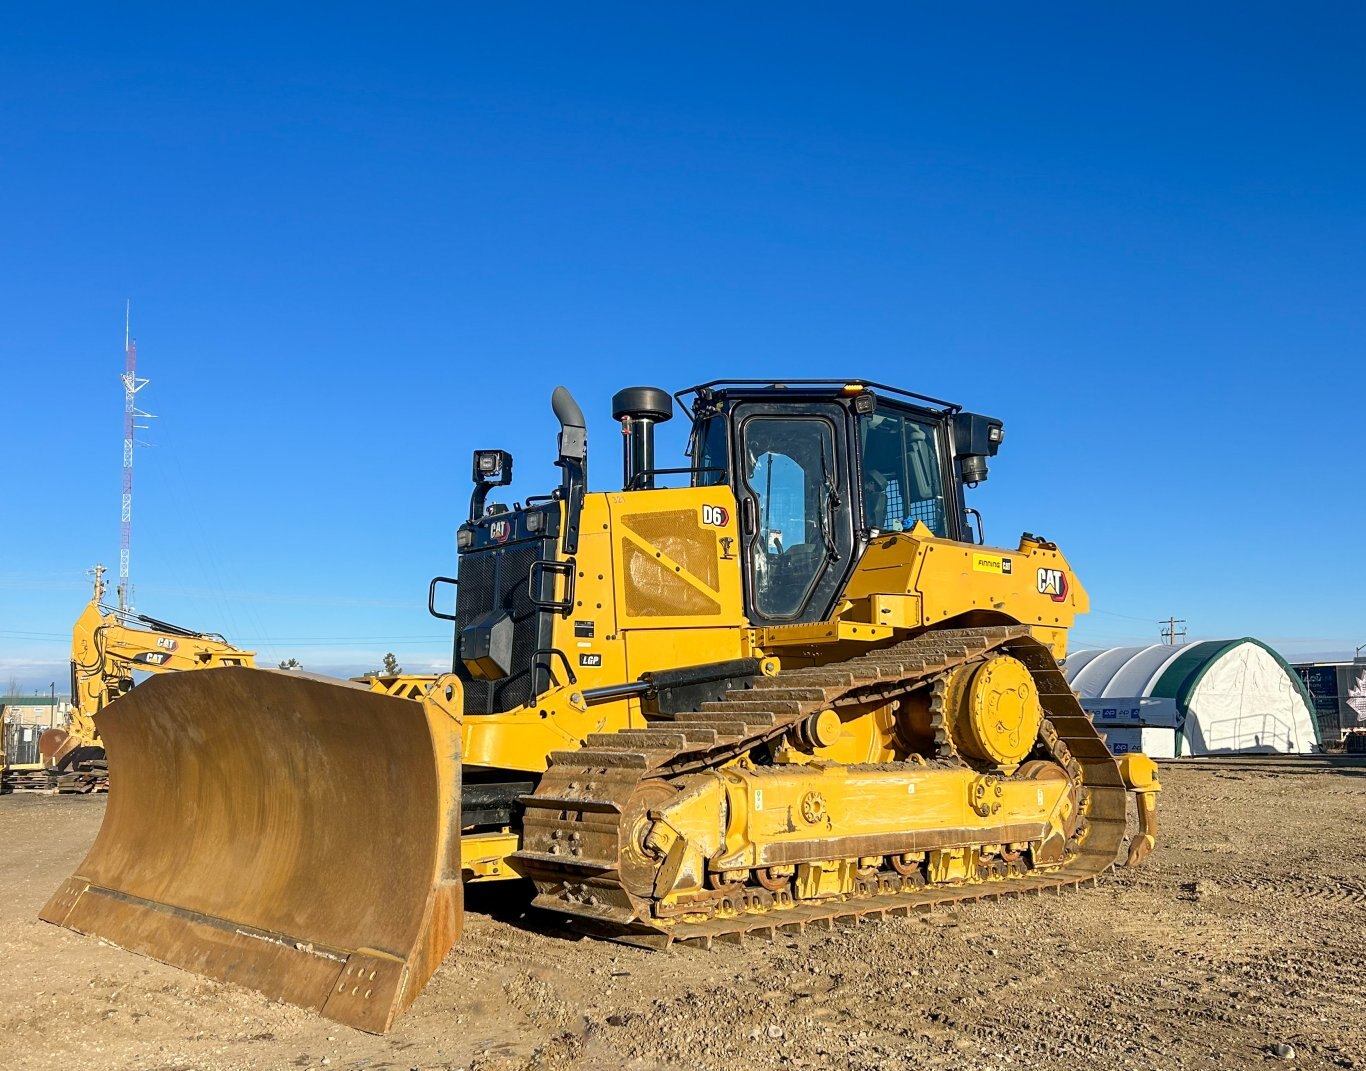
611;386;673;490
551;386;586;476
551;386;588;554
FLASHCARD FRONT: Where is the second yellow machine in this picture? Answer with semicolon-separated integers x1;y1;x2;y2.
53;565;257;778
45;379;1160;1032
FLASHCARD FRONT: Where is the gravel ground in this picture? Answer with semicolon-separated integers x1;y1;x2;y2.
3;758;1363;1070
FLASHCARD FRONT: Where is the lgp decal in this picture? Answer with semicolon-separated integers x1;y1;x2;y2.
702;504;730;527
972;553;1012;575
1037;567;1069;602
579;653;603;668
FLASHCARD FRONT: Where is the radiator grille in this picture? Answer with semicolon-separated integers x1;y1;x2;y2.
454;541;548;714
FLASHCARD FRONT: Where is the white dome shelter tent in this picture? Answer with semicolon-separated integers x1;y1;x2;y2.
1064;639;1320;758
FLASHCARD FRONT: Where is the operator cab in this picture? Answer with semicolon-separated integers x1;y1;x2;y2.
682;381;1004;627
446;379;1003;713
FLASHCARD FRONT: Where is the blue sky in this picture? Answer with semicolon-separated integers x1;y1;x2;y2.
2;5;1362;689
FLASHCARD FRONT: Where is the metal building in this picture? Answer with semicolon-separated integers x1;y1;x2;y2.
1290;660;1366;745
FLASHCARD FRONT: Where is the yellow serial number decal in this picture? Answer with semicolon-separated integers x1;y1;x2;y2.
972;553;1013;575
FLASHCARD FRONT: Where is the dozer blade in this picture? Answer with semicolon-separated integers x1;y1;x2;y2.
40;667;463;1034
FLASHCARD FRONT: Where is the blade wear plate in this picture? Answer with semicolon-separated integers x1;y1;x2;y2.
39;667;463;1033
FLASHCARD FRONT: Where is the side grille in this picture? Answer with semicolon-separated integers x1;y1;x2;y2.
620;509;722;618
454;541;551;715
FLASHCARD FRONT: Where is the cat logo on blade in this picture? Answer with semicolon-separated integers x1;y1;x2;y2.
701;504;729;527
971;553;1012;575
579;653;602;668
1037;567;1069;602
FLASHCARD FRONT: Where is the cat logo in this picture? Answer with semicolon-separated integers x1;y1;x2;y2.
134;652;170;666
1037;567;1069;602
701;504;730;527
490;519;511;543
155;637;178;651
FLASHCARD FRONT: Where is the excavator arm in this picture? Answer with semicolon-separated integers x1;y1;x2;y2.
55;568;256;770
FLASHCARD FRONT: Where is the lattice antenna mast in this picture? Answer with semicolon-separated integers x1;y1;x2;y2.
117;302;155;611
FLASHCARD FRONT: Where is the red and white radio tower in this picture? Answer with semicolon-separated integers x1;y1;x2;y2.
117;302;154;611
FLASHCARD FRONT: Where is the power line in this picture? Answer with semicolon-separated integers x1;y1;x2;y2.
1159;616;1187;646
1091;608;1164;623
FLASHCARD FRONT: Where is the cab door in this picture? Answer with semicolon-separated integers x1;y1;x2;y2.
733;402;855;624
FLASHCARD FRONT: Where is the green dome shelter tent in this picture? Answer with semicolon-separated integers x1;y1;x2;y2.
1064;639;1320;757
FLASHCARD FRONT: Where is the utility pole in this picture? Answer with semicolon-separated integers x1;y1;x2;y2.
1160;617;1187;646
118;302;154;611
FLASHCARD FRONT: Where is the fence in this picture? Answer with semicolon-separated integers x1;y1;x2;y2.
1293;662;1366;743
1;697;66;767
2;720;43;765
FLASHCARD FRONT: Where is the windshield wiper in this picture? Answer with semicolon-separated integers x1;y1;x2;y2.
816;436;841;563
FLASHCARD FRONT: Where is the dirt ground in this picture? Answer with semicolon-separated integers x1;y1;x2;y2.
2;758;1363;1071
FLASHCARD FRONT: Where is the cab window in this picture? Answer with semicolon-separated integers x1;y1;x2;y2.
690;415;729;487
741;415;838;619
859;410;948;536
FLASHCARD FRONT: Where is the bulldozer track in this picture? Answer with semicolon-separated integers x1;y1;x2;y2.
1238;875;1366;908
514;625;1130;947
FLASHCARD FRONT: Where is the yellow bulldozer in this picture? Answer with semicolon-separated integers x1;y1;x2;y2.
43;379;1160;1032
45;565;257;785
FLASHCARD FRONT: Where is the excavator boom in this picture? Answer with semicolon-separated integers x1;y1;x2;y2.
54;568;256;778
